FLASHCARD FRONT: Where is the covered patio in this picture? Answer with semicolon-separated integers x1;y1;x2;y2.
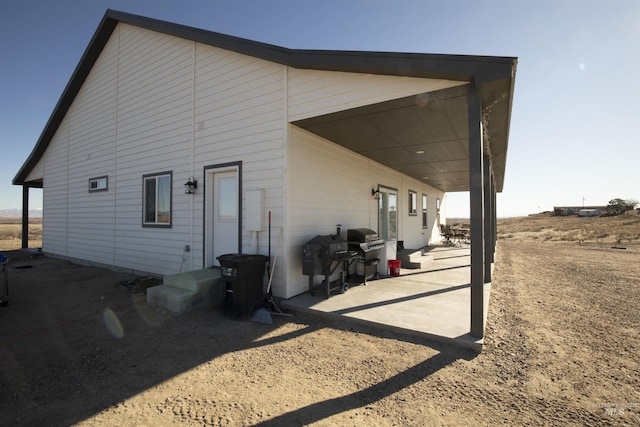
292;65;515;339
283;244;489;351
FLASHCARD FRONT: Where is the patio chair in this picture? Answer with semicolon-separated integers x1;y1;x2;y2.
440;224;453;245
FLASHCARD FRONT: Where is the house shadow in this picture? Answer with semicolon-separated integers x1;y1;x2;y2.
254;347;472;426
0;250;476;426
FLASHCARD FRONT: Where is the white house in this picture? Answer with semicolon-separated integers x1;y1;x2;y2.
13;10;516;335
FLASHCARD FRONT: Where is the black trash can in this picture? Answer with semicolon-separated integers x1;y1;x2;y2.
217;254;268;319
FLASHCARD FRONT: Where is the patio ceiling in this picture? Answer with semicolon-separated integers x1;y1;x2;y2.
293;82;511;193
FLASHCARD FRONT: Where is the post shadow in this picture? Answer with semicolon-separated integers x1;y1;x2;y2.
254;348;476;426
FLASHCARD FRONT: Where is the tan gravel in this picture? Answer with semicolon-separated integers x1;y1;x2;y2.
1;214;638;425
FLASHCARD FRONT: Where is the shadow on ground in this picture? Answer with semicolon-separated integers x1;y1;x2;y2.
0;250;475;425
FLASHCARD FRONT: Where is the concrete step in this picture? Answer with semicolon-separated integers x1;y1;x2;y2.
397;249;434;269
164;268;220;292
147;269;226;314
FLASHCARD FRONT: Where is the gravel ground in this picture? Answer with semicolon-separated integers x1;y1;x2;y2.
1;218;638;426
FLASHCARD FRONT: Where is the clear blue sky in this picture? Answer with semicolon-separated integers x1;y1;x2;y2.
1;0;638;217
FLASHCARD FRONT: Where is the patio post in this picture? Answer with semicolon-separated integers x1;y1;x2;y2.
491;186;498;254
484;154;493;282
22;185;29;249
468;85;485;338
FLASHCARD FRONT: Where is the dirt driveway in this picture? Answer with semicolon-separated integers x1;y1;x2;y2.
1;237;638;425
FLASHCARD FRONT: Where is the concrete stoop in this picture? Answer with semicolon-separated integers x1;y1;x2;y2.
397;249;434;269
147;268;226;314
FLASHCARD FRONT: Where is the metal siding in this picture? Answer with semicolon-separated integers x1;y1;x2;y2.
34;20;459;288
287;68;465;122
286;126;444;298
42;117;70;256
112;25;194;274
193;43;286;281
25;159;44;182
65;35;119;265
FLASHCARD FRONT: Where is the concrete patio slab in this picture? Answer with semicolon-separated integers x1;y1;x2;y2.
282;245;490;351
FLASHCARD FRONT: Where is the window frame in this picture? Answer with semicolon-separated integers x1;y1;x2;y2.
142;171;173;228
377;185;398;241
408;190;417;216
422;194;428;228
88;176;108;193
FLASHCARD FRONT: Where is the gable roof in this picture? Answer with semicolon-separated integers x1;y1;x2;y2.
14;9;516;190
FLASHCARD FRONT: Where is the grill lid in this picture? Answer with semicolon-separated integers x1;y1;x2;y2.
347;228;379;243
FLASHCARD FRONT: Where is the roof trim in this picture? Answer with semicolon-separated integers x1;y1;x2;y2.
13;9;517;185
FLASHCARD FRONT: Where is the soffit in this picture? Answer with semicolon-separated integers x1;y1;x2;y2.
293;85;479;192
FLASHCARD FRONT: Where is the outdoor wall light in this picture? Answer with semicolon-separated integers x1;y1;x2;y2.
372;189;380;200
184;176;198;194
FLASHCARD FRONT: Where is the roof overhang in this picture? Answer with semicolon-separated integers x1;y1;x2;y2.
293;78;514;193
13;9;516;193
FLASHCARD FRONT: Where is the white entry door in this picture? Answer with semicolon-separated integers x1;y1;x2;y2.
209;170;239;267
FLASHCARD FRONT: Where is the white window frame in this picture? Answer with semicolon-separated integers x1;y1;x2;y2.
378;185;398;241
143;171;172;227
88;176;108;193
422;194;428;228
409;190;417;216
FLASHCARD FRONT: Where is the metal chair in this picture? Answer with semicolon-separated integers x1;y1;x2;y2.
440;224;453;245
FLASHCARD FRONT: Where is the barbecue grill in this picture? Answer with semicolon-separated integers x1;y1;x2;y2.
303;228;358;298
347;228;384;282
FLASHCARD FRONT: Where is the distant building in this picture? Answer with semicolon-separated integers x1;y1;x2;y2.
553;206;606;216
578;209;599;217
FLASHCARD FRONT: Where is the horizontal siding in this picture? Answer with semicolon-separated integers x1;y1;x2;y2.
194;43;286;279
36;22;449;293
112;24;194;275
286;125;445;298
287;68;466;122
287;126;373;297
25;158;44;182
65;33;118;265
42;117;70;256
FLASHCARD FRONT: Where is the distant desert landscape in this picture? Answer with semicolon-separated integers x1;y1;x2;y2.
1;212;639;425
0;216;42;251
3;211;639;251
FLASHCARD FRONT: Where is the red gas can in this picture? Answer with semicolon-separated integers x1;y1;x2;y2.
388;259;401;277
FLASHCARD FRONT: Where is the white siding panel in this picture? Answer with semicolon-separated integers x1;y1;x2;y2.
35;22;453;289
34;24;293;276
42;116;70;256
63;33;119;266
288;68;466;122
286;125;445;298
287;126;373;297
25;159;44;182
112;26;195;275
193;43;287;277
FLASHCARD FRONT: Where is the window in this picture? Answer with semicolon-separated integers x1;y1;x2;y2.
436;197;441;213
143;172;172;227
422;194;428;228
89;176;108;192
409;190;417;216
378;186;397;241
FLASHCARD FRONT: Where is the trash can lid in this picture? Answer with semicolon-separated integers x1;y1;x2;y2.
217;253;268;265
